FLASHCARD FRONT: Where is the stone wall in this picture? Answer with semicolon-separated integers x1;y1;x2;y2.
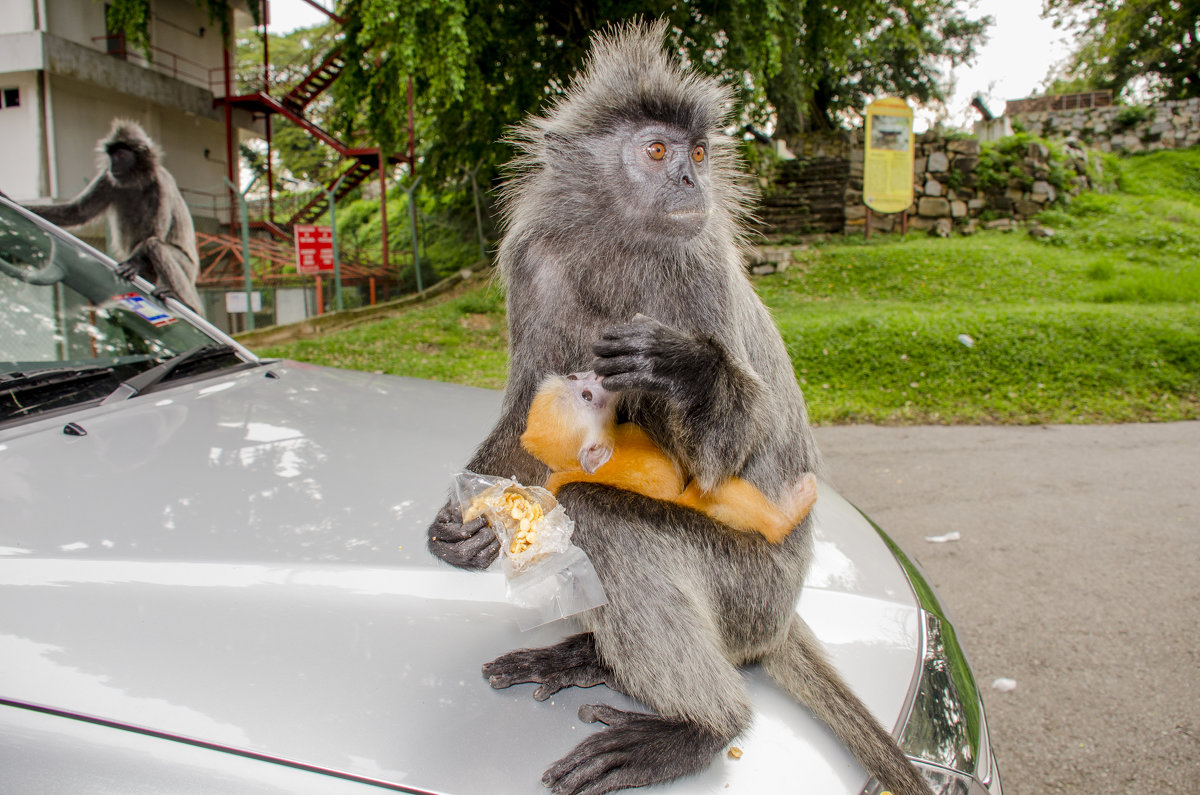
759;98;1196;242
1012;97;1200;153
843;132;1099;237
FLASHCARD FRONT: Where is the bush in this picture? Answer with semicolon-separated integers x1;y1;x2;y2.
1114;104;1152;130
975;133;1082;203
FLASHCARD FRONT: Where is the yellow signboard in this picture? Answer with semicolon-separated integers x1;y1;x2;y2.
863;97;915;214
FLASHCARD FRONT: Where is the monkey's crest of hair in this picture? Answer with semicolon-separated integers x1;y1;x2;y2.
544;19;729;140
497;19;755;246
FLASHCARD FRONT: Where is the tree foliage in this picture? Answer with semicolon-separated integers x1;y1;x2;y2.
334;0;989;186
1045;0;1200;101
107;0;989;192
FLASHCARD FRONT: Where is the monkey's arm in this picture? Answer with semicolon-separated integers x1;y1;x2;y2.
25;173;113;228
427;373;550;570
592;314;770;492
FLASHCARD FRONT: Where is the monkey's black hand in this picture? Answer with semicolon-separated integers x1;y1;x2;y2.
592;314;716;398
426;500;499;570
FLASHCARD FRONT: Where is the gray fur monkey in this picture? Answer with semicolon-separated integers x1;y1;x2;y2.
427;21;933;795
26;119;203;313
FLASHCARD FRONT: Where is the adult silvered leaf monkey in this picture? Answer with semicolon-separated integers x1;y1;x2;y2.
25;119;203;313
427;20;933;795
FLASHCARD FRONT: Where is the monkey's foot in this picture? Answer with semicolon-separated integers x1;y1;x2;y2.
483;633;616;701
151;286;178;303
542;705;728;795
114;261;139;280
783;472;819;524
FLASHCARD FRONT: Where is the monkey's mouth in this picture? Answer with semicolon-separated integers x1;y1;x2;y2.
666;208;709;219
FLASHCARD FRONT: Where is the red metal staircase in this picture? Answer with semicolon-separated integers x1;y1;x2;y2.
219;30;403;235
287;156;379;226
281;46;345;113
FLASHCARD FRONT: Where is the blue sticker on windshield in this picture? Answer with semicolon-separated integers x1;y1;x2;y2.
113;293;177;327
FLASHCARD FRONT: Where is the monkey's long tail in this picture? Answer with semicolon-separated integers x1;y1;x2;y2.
761;618;933;795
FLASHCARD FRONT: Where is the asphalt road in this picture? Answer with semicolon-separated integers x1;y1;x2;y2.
812;421;1200;795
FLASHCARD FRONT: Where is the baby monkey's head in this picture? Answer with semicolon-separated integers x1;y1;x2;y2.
521;372;617;474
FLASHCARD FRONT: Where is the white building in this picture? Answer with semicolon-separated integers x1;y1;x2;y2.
0;0;261;244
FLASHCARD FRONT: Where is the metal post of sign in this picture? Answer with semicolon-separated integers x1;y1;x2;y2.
326;170;350;312
399;176;423;292
222;175;259;331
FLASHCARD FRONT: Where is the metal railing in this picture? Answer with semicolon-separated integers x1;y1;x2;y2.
90;35;213;90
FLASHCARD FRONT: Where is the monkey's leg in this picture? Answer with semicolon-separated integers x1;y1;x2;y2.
114;245;154;281
540;621;749;795
545;487;753;795
126;238;203;313
762;618;932;795
483;632;619;701
677;477;796;543
542;705;730;795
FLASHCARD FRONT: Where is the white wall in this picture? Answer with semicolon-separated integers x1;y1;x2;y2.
150;1;227;92
0;2;36;35
42;0;227;93
43;0;107;50
45;74;229;220
0;71;44;198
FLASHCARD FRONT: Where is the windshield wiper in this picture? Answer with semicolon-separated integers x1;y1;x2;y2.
1;365;118;420
101;343;240;405
1;365;116;394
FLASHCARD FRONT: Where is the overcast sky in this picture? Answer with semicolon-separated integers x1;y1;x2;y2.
264;0;1075;132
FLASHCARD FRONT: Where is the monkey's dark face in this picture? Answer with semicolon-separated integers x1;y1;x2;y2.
106;144;140;181
612;123;712;239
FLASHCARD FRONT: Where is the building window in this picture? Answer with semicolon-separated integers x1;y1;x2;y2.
1;88;19;108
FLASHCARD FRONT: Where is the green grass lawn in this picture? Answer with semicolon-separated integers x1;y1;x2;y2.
258;148;1200;425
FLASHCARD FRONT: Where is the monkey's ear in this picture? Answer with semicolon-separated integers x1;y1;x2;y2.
578;441;613;474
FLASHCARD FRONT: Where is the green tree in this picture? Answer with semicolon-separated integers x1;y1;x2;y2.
108;0;988;190
763;1;990;136
332;0;988;185
1045;0;1200;101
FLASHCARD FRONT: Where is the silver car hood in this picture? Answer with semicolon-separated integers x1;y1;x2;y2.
0;363;921;794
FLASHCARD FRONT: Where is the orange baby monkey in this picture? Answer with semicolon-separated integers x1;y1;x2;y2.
519;372;817;543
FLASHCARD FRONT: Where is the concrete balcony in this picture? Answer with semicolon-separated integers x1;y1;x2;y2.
0;30;261;133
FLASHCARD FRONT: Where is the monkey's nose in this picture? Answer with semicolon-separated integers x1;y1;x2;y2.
681;174;694;187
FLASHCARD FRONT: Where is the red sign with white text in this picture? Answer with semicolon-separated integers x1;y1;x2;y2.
294;224;334;274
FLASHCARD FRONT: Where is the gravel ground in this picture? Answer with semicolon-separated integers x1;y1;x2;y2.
813;422;1200;795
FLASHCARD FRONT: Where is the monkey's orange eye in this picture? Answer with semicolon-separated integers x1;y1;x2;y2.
647;142;667;161
692;145;706;163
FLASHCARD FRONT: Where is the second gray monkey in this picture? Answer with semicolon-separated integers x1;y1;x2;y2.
26;119;203;313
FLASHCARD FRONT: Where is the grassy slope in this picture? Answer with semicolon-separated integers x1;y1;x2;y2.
259;148;1200;425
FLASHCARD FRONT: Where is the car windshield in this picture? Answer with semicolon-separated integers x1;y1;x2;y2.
0;201;248;424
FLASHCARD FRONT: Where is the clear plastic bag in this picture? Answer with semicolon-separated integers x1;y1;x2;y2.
454;472;608;629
